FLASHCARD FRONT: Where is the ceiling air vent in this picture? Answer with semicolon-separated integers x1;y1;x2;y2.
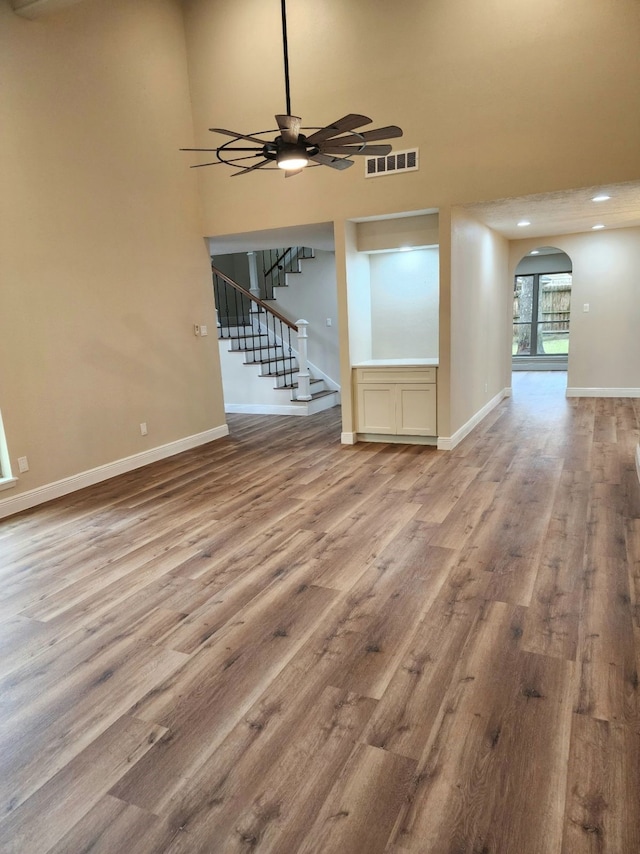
365;148;419;178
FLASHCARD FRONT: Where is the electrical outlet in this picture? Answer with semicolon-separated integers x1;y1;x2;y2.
17;456;29;473
583;303;590;312
140;422;148;436
193;324;200;336
326;318;332;327
200;325;208;336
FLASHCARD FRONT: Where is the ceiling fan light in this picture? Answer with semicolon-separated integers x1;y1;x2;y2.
277;150;309;170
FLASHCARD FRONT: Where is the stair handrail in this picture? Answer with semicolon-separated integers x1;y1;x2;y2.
262;246;314;296
263;247;296;281
211;264;297;331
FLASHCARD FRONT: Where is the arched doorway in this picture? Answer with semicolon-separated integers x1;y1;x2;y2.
512;246;573;372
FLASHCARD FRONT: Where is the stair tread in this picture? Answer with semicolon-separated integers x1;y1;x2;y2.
291;389;338;402
253;359;297;367
234;345;288;353
282;380;327;389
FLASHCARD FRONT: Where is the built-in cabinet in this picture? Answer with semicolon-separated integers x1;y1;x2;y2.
353;361;437;439
346;224;440;445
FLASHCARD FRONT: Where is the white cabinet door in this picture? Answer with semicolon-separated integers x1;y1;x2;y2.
396;384;437;436
356;384;395;433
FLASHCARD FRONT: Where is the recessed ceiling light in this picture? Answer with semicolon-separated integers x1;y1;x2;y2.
592;224;606;230
517;220;531;227
592;194;611;202
530;250;540;255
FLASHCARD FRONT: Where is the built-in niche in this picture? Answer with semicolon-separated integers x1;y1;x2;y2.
347;212;440;363
369;249;439;359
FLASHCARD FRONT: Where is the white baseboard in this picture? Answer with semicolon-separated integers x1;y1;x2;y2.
341;432;357;445
0;425;229;520
566;388;640;398
226;403;318;416
437;388;508;451
357;433;437;446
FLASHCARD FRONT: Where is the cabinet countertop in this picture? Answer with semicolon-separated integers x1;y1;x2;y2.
352;358;439;368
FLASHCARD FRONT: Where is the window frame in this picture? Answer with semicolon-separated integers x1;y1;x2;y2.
513;269;572;359
0;409;17;492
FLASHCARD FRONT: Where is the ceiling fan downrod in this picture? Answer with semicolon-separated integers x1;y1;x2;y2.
280;0;293;117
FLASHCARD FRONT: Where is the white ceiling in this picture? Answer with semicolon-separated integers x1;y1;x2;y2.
463;180;640;240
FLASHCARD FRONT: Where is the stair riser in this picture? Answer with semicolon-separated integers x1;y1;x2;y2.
269;374;299;388
290;381;327;397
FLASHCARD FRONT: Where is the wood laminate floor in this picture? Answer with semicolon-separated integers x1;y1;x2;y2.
1;372;639;853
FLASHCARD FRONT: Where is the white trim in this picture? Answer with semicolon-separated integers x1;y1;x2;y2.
341;432;357;445
0;477;17;492
357;433;437;446
0;425;229;520
225;393;338;417
225;403;308;416
566;388;640;398
437;388;509;451
0;408;12;483
306;360;340;394
636;444;640;487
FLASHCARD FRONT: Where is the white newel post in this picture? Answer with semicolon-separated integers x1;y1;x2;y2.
296;320;312;400
247;252;261;304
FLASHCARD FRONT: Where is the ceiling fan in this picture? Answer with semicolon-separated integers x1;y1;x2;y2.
181;0;403;177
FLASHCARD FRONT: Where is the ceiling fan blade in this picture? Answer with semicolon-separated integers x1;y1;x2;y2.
209;127;267;146
306;114;373;145
327;126;404;146
275;114;301;144
319;144;392;156
191;155;259;168
181;147;264;152
310;153;354;170
231;158;273;176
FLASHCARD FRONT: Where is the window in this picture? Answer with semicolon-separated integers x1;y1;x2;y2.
513;272;572;357
0;409;16;491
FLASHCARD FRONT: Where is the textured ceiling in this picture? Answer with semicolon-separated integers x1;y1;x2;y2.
463;180;640;240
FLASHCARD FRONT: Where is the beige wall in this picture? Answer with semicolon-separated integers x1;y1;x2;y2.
182;0;640;236
356;215;439;253
0;0;225;501
450;209;510;436
370;249;439;360
510;228;640;393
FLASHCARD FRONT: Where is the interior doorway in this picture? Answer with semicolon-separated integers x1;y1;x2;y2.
512;247;572;372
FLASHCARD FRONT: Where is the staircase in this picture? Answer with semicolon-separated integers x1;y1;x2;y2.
262;246;315;299
213;264;339;416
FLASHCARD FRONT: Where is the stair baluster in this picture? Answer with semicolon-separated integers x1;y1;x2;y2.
212;263;301;392
262;246;314;299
